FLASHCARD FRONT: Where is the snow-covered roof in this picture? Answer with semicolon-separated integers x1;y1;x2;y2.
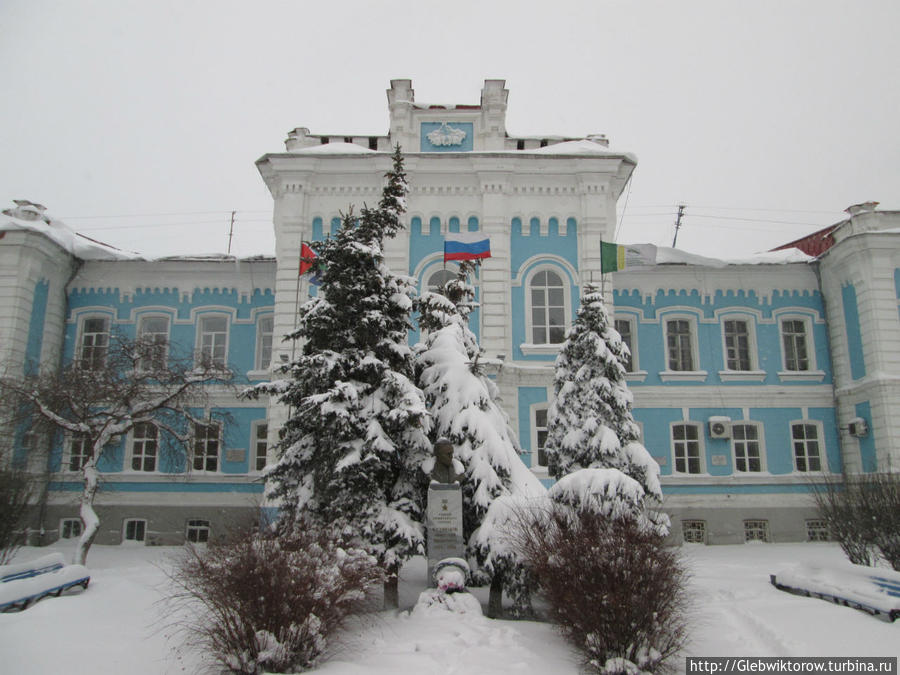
615;244;815;271
0;201;140;260
287;142;377;155
531;139;638;163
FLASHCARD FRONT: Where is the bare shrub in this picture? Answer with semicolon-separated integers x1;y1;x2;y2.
513;503;689;674
167;523;382;674
812;473;900;570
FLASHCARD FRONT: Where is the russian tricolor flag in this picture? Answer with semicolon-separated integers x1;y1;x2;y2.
443;232;491;263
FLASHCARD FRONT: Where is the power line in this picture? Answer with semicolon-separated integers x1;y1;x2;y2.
60;209;270;219
624;204;840;215
688;213;822;226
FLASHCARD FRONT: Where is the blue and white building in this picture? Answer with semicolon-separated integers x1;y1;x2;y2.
3;80;898;545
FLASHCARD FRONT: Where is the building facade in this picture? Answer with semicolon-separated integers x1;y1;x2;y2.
3;81;898;546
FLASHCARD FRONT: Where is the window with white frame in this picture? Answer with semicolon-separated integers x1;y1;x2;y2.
256;316;273;371
791;422;822;472
197;315;228;368
192;422;220;472
806;519;829;542
68;432;91;472
533;407;549;468
529;269;567;344
186;519;211;543
682;519;707;544
743;519;770;543
672;423;702;474
60;518;82;539
723;319;753;371
614;318;635;372
665;318;696;371
253;422;268;472
780;318;811;372
123;519;146;543
130;421;158;472
732;423;763;472
137;315;169;371
79;316;110;369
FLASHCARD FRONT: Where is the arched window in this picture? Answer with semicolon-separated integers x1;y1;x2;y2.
529;270;566;344
427;269;456;293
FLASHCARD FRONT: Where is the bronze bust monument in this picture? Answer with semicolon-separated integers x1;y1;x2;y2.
430;438;463;484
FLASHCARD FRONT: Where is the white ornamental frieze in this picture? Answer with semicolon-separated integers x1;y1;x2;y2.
426;122;467;147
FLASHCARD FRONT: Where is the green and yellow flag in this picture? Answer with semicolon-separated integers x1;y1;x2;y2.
600;242;657;272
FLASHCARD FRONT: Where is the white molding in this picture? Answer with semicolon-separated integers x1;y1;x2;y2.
660;370;708;382
777;370;826;383
719;370;767;382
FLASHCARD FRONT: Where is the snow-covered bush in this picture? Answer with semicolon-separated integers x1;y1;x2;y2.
512;502;689;674
168;524;382;674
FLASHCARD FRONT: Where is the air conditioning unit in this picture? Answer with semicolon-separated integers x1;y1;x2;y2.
848;417;869;438
708;416;732;439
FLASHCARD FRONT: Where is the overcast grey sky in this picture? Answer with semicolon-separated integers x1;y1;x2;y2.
2;0;897;259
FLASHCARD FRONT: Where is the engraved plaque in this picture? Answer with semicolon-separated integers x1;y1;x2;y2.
426;483;464;582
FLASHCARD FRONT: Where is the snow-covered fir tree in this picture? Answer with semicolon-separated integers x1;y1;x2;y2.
415;261;545;614
544;283;662;507
248;148;431;608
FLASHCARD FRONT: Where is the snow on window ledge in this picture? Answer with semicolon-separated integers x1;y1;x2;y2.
718;370;767;382
519;343;564;356
529;465;550;478
777;370;826;382
246;369;271;381
624;370;648;383
659;370;708;383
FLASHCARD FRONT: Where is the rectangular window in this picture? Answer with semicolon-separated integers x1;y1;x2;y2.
724;319;751;371
192;422;220;472
138;316;169;371
198;316;228;368
682;520;707;544
80;317;110;370
254;423;268;472
60;518;82;539
123;519;146;543
792;423;822;472
666;319;695;371
614;319;634;372
744;519;770;543
672;423;702;474
256;316;274;370
69;432;91;472
131;422;158;472
732;423;762;472
534;408;549;467
781;319;810;371
806;519;829;542
186;519;211;543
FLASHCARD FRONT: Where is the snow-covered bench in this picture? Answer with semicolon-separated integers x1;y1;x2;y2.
770;563;900;623
0;553;90;612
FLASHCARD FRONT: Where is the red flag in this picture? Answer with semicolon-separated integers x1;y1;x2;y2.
299;242;316;276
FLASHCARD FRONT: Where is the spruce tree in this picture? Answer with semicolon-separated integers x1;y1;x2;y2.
252;148;431;608
544;283;662;503
415;261;544;614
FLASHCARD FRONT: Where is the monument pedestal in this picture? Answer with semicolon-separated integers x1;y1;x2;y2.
426;482;464;584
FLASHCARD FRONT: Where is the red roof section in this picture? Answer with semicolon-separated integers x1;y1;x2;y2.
771;224;839;257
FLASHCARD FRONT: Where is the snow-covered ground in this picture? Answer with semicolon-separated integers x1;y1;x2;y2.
1;541;897;674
